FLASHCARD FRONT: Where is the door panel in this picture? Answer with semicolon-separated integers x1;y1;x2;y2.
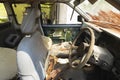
0;22;23;48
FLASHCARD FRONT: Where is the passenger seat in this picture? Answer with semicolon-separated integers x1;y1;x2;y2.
17;6;48;80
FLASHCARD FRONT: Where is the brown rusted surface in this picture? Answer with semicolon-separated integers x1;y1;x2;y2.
46;64;69;80
88;10;120;32
46;55;69;80
46;55;56;80
46;55;54;74
46;55;57;75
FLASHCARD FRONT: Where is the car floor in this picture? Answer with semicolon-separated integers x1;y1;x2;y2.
46;42;117;80
84;66;116;80
51;65;116;80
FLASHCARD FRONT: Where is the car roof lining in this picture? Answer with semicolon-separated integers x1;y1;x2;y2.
0;0;70;3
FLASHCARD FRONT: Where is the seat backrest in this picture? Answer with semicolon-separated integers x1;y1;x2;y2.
17;6;48;80
17;31;48;80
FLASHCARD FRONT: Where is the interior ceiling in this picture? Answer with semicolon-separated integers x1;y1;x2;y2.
106;0;120;11
0;0;119;5
0;0;71;3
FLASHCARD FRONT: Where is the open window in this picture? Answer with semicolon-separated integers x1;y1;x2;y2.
0;3;8;23
12;4;30;24
41;3;82;43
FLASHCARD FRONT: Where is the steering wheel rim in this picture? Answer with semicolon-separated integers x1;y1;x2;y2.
69;27;95;69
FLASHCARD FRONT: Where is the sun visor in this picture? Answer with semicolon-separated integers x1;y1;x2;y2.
20;7;40;34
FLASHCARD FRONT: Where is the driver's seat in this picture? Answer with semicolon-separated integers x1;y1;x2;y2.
17;6;48;80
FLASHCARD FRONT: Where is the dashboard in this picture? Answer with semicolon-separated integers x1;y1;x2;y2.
96;31;120;76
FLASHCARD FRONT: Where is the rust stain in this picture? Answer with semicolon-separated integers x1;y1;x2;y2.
46;55;55;75
88;10;120;32
46;55;59;80
46;55;69;80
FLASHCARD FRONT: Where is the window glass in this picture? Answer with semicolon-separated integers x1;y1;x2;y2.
41;3;52;24
41;3;80;24
12;4;30;24
0;3;8;23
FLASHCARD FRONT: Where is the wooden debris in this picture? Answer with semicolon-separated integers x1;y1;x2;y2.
88;10;120;32
46;64;69;80
46;55;69;80
46;55;55;75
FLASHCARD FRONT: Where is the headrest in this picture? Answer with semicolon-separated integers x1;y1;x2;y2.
20;7;40;34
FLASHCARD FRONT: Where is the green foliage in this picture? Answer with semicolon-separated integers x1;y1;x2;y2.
12;4;30;24
41;4;51;19
0;3;8;23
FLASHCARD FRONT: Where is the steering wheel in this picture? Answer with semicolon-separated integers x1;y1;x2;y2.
69;27;95;69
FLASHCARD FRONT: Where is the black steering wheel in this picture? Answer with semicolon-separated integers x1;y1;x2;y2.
69;27;95;69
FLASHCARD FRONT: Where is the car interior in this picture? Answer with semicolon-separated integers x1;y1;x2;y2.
0;0;119;80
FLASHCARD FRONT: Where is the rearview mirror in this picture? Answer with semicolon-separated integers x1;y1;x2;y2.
77;15;82;22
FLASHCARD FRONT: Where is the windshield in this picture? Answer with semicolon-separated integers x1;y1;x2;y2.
68;0;120;35
69;0;120;20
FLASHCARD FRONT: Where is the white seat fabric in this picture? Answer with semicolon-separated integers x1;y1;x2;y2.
0;48;17;80
17;31;48;80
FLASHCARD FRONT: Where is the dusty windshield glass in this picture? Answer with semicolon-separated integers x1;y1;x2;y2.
70;0;120;33
69;0;120;20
